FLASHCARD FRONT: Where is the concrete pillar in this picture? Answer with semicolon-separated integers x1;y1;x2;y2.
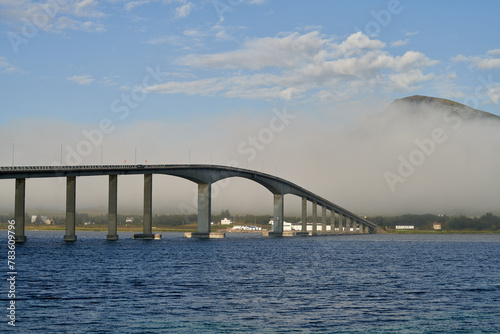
346;217;352;234
64;176;77;242
331;210;336;234
14;178;26;243
143;174;152;234
133;174;161;239
197;183;211;234
301;197;307;232
273;193;284;233
339;213;344;233
185;183;225;239
312;201;317;235
322;206;327;234
106;175;118;241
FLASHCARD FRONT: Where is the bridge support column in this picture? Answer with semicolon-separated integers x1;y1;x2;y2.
297;197;309;236
14;178;26;243
339;213;344;233
106;175;118;241
197;183;211;234
134;174;161;240
331;211;336;234
185;183;224;239
363;224;368;234
347;217;352;234
269;193;284;236
64;176;77;242
311;201;317;235
321;206;327;235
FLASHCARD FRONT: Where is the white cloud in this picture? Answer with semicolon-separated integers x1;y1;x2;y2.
181;31;326;70
391;39;409;47
175;2;193;18
72;0;104;18
146;31;439;102
67;74;94;85
389;69;435;91
125;0;152;11
405;31;419;36
0;0;106;33
146;78;221;95
487;86;500;104
0;56;22;73
452;51;500;70
335;32;385;58
487;49;500;56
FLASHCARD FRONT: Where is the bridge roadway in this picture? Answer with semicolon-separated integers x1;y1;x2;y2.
0;164;377;242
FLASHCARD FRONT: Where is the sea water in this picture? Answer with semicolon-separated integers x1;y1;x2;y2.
5;232;500;333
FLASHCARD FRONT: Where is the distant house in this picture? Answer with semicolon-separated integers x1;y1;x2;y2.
269;220;335;232
232;225;262;231
395;225;414;230
125;217;134;224
221;218;232;225
433;222;442;230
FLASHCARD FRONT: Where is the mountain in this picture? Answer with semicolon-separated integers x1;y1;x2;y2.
383;95;500;121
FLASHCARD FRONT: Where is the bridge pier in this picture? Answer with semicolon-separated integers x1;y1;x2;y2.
311;201;318;235
64;176;77;242
134;174;161;240
321;206;327;235
331;210;336;234
197;183;211;234
106;175;118;241
185;183;224;239
268;193;284;236
14;178;26;243
297;197;309;236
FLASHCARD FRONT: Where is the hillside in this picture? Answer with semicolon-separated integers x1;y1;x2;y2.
383;95;500;121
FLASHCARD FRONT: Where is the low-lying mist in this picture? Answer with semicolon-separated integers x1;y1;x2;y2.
1;98;499;217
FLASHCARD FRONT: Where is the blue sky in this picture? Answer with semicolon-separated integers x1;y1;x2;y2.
1;0;500;125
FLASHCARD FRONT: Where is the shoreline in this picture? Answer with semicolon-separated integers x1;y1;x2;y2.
0;225;498;234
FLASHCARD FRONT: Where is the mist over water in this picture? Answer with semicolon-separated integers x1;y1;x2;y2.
1;98;499;216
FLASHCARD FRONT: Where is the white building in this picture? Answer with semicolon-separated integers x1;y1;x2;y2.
232;225;262;231
221;218;232;225
395;225;414;230
270;220;346;232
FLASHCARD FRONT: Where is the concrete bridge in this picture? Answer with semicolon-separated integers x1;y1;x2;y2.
0;164;377;242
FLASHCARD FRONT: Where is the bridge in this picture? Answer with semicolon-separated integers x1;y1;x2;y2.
0;164;377;242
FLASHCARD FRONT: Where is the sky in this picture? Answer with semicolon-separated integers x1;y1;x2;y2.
1;0;500;216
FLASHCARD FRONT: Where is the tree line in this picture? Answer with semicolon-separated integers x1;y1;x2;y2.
1;212;499;231
369;213;500;231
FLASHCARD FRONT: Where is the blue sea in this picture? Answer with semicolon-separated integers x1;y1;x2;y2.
4;232;500;333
